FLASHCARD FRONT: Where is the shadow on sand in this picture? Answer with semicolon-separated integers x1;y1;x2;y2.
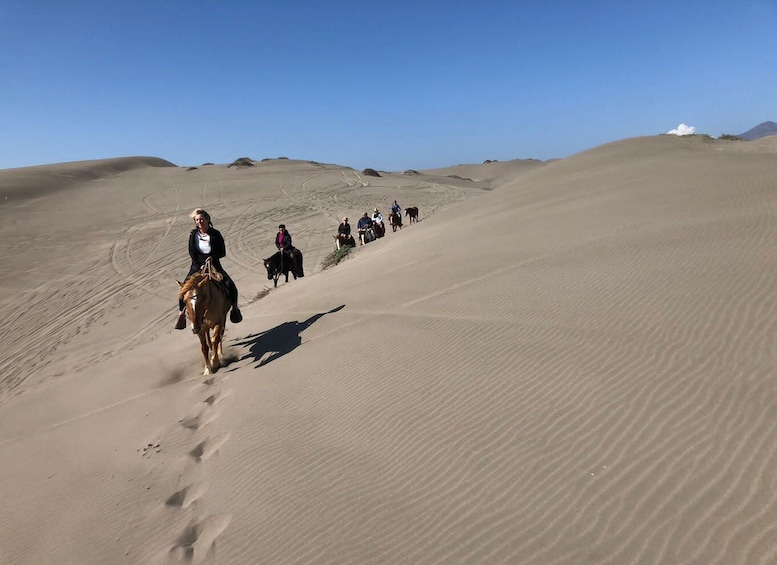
235;305;345;367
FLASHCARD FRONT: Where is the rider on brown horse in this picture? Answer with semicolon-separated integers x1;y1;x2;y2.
176;209;242;329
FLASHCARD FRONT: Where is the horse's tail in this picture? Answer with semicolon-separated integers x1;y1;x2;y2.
294;249;304;277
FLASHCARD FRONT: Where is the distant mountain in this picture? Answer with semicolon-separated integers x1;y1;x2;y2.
737;121;777;141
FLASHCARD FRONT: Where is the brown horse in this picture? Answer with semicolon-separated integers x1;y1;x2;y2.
178;263;231;375
389;211;402;231
405;206;419;224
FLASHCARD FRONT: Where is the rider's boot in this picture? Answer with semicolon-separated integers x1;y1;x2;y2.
229;291;242;323
175;310;186;330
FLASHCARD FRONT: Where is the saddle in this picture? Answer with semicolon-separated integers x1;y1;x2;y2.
199;260;230;300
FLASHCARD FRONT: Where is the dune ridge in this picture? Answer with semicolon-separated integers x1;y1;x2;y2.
0;156;177;200
1;135;776;564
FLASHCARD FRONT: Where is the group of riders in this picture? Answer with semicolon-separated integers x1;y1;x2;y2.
337;200;403;248
175;209;300;330
176;200;404;330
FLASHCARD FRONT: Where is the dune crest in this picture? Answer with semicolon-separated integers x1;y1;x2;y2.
0;156;177;200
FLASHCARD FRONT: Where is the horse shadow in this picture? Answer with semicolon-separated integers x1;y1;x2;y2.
235;305;345;368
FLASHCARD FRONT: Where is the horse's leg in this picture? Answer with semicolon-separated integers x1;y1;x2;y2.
211;326;222;372
199;332;212;375
273;273;279;287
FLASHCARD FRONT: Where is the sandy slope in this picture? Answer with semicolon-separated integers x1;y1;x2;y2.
1;136;776;564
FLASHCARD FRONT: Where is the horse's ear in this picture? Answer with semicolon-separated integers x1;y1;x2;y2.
197;278;209;288
177;280;184;287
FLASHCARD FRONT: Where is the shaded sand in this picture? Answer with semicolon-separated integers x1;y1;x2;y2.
1;135;776;564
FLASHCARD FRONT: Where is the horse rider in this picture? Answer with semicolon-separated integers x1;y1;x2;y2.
338;217;351;238
391;200;401;217
176;208;242;329
336;217;353;248
357;212;374;244
372;207;384;227
275;224;297;271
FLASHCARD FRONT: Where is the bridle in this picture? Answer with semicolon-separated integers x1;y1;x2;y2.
186;260;216;332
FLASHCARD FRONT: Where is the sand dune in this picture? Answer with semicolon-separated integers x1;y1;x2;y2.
1;136;776;564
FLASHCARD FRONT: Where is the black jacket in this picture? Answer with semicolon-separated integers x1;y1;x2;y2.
275;231;293;251
338;222;351;236
188;227;227;277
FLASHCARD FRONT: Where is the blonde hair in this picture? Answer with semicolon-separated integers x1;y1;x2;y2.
190;208;212;227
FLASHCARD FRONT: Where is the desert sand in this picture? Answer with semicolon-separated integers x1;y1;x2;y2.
1;135;776;564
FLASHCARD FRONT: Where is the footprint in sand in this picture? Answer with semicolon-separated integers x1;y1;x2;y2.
179;406;220;431
165;481;209;509
189;433;231;462
166;514;232;564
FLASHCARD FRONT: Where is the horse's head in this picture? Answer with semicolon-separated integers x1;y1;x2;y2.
263;257;275;280
179;275;212;333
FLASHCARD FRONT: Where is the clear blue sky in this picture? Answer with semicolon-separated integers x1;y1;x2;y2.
1;1;775;171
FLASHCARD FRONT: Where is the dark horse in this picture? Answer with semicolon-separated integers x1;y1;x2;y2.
373;220;386;239
264;249;304;287
333;233;356;250
389;211;402;232
405;207;419;224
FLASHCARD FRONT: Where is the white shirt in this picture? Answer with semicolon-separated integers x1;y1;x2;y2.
196;232;211;254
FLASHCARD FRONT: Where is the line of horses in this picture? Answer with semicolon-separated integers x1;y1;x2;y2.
334;207;419;250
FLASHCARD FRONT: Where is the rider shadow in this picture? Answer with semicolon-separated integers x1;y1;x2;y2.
235;305;345;368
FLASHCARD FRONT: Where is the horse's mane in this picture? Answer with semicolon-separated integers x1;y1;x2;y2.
178;265;224;300
178;273;205;299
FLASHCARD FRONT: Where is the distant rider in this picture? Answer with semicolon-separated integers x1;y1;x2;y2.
338;217;351;237
275;224;297;271
336;217;353;249
357;212;374;244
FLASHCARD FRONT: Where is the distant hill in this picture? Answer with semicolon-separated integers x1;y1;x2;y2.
737;121;777;141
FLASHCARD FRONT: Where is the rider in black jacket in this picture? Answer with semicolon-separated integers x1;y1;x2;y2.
176;209;242;329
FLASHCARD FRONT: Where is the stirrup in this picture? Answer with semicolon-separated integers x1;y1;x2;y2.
230;308;242;324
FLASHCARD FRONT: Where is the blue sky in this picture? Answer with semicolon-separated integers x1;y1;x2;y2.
1;1;775;171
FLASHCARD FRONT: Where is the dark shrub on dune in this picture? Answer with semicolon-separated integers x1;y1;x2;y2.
227;157;255;168
404;169;419;175
202;162;214;166
186;166;198;171
362;168;381;177
719;134;743;141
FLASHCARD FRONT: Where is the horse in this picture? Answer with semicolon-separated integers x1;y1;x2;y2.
177;263;231;375
358;227;375;245
389;211;402;232
405;206;419;224
264;249;304;287
333;233;356;250
373;221;386;239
